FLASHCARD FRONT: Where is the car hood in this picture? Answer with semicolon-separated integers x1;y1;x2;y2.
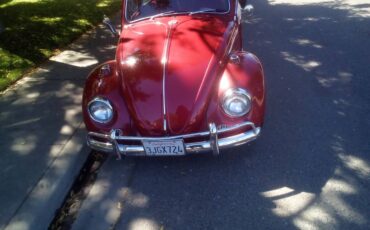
116;16;233;136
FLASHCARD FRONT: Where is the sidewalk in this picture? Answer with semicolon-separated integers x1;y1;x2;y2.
0;17;118;230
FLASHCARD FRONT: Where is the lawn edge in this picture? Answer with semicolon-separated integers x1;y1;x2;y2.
0;10;120;94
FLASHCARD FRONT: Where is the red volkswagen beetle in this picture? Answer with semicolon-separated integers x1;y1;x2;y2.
83;0;265;158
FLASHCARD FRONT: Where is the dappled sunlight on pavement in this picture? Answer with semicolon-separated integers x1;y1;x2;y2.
246;0;370;228
50;50;99;68
269;0;370;17
261;187;316;217
1;1;368;229
71;157;137;230
129;218;160;230
260;151;369;229
0;14;120;230
86;1;369;230
280;51;322;72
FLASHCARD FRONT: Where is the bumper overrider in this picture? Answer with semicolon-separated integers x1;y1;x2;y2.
87;121;261;158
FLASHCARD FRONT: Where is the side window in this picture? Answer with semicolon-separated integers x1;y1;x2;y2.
126;0;140;20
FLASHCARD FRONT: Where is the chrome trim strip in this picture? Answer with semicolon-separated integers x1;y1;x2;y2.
87;121;260;156
234;0;238;21
226;23;239;56
162;19;178;132
161;21;173;132
162;26;169;132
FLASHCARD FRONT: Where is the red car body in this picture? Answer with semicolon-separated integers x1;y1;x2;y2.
83;0;265;157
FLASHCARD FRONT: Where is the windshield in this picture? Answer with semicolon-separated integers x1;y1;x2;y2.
126;0;230;22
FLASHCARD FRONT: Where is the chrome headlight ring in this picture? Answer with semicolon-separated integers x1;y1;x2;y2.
88;97;114;124
221;88;252;118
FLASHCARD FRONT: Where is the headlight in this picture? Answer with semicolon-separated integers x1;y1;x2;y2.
222;88;252;117
88;98;113;123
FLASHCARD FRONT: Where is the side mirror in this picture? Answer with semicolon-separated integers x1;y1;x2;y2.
242;4;254;16
103;16;119;37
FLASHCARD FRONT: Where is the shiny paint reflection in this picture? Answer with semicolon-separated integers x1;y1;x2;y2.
83;0;265;138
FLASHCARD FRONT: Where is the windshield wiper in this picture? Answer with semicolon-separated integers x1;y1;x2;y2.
150;11;176;20
189;9;222;16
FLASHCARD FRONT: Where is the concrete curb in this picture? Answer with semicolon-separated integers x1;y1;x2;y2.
0;13;119;230
4;125;89;230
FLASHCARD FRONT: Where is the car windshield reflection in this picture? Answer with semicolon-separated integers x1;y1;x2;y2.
126;0;230;22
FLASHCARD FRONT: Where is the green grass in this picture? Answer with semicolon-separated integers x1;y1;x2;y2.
0;0;121;91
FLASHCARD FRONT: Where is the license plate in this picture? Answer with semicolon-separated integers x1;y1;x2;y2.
142;139;185;156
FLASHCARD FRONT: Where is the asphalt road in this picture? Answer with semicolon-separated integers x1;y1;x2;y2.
72;1;370;229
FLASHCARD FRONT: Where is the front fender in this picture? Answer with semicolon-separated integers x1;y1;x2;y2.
82;61;132;134
207;51;265;129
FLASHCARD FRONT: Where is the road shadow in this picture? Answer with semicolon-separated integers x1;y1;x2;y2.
0;16;120;229
109;1;370;229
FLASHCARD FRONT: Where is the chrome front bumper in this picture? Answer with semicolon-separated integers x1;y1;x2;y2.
87;121;261;157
